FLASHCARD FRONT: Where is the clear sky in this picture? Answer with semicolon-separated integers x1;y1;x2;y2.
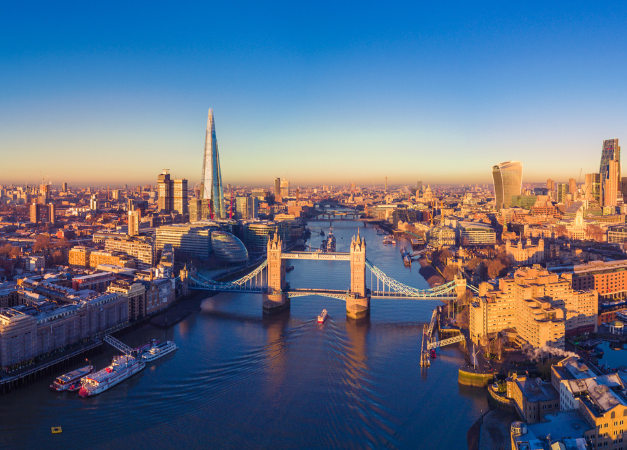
1;1;626;188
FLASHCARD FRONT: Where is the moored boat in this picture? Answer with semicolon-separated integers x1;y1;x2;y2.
430;349;437;359
142;341;178;362
318;309;328;323
50;365;94;391
79;355;145;397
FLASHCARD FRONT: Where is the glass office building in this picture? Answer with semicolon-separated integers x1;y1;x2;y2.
200;109;225;219
492;161;523;211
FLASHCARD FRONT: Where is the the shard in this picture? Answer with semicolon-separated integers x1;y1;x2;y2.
200;109;225;219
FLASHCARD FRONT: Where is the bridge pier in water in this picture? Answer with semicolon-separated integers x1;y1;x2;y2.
346;230;370;320
263;231;290;314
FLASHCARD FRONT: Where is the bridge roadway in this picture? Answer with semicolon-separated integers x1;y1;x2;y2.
281;252;350;261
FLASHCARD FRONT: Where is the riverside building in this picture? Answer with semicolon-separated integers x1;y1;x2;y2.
155;223;218;260
469;267;598;348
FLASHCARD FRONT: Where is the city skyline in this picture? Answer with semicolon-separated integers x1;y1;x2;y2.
1;3;626;186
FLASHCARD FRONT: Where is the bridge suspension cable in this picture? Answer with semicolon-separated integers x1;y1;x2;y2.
365;259;457;297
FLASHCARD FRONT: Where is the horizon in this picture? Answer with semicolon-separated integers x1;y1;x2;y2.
1;2;625;186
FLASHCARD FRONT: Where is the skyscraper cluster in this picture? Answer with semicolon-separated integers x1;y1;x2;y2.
157;170;188;215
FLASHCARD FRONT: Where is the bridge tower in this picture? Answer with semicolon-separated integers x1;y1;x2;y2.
454;274;467;299
263;230;289;314
347;229;370;319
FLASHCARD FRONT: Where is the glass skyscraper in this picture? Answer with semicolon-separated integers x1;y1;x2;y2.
200;109;225;219
492;160;523;211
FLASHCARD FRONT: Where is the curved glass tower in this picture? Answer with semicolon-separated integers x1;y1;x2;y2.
492;160;522;211
200;109;225;219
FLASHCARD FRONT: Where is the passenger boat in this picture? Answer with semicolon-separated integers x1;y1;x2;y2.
78;355;145;397
404;255;412;267
430;349;437;359
318;309;328;323
142;341;178;362
383;237;394;245
50;365;94;391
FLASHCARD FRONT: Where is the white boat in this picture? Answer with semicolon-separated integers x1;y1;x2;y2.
50;365;94;391
78;355;145;397
142;341;178;362
318;309;328;323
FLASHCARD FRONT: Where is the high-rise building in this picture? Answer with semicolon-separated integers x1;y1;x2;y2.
584;173;601;203
546;179;555;198
30;201;48;223
157;170;188;215
492;161;523;211
235;196;259;220
604;160;619;207
61;182;67;193
89;194;98;211
128;210;139;237
48;204;56;226
200;109;224;219
568;178;577;196
112;189;120;200
274;177;281;202
557;183;568;203
280;178;289;198
600;139;620;206
385;176;388;192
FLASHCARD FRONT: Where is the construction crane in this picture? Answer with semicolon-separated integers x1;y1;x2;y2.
103;335;135;356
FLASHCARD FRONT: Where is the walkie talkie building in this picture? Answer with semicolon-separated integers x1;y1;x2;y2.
492;160;522;211
200;109;225;219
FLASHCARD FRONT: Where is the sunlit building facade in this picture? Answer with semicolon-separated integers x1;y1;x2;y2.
492;160;522;211
600;139;620;206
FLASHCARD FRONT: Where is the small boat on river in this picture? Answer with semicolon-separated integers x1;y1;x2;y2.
318;309;328;323
51;365;94;392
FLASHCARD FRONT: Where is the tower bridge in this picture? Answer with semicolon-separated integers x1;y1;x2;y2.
185;230;467;319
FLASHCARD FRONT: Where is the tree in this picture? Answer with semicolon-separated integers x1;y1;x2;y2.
439;248;453;264
586;224;604;242
33;235;52;252
466;257;483;271
555;224;568;238
0;244;13;257
457;306;469;329
494;337;504;361
52;250;64;265
443;264;458;281
487;259;505;279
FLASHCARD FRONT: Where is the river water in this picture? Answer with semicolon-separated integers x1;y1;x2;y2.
0;220;488;449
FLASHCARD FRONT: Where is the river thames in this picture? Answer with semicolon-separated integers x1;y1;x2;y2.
0;220;488;449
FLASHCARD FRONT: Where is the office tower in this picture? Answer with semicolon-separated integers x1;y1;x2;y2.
621;177;627;202
61;182;67;193
128;210;139;236
30;201;48;223
417;181;423;193
280;178;289;198
600;139;621;205
546;179;555;198
557;183;568;203
188;198;202;222
274;177;281;201
200;109;224;219
350;182;355;193
48;204;56;226
173;179;188;215
604;160;619;207
90;194;98;211
38;184;50;205
584;173;601;203
492;161;523;211
568;178;577;196
157;170;188;215
296;187;300;201
111;189;120;200
235;196;259;220
385;177;388;192
157;170;173;212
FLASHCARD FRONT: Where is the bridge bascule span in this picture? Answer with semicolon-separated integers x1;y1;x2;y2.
185;229;470;319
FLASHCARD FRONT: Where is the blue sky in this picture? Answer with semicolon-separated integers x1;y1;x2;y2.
1;1;626;187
